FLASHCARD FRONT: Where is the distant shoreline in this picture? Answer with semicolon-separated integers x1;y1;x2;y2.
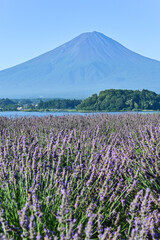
0;109;159;113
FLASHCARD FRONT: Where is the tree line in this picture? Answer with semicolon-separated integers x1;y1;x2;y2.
1;89;160;111
0;98;82;111
37;99;82;110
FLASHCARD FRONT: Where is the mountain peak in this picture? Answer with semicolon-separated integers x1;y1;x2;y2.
71;31;112;43
61;31;120;61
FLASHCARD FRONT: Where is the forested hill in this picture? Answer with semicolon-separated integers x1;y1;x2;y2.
76;89;160;111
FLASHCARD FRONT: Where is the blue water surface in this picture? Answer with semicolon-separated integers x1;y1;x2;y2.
0;111;159;118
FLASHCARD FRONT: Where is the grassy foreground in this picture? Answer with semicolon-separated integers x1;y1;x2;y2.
0;114;160;239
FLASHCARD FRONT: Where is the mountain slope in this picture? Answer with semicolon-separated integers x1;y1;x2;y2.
0;31;160;98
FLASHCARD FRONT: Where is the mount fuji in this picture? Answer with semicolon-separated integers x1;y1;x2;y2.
0;31;160;98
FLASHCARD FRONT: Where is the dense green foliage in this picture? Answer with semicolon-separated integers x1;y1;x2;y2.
77;89;160;111
37;99;82;110
0;98;17;111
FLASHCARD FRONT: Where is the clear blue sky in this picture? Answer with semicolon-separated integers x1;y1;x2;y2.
0;0;160;70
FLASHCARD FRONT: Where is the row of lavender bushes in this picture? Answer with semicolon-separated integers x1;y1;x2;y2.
0;113;160;239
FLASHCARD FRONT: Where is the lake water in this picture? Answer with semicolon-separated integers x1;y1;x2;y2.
0;111;159;118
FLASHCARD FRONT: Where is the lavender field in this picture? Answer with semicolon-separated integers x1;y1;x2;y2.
0;114;160;239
